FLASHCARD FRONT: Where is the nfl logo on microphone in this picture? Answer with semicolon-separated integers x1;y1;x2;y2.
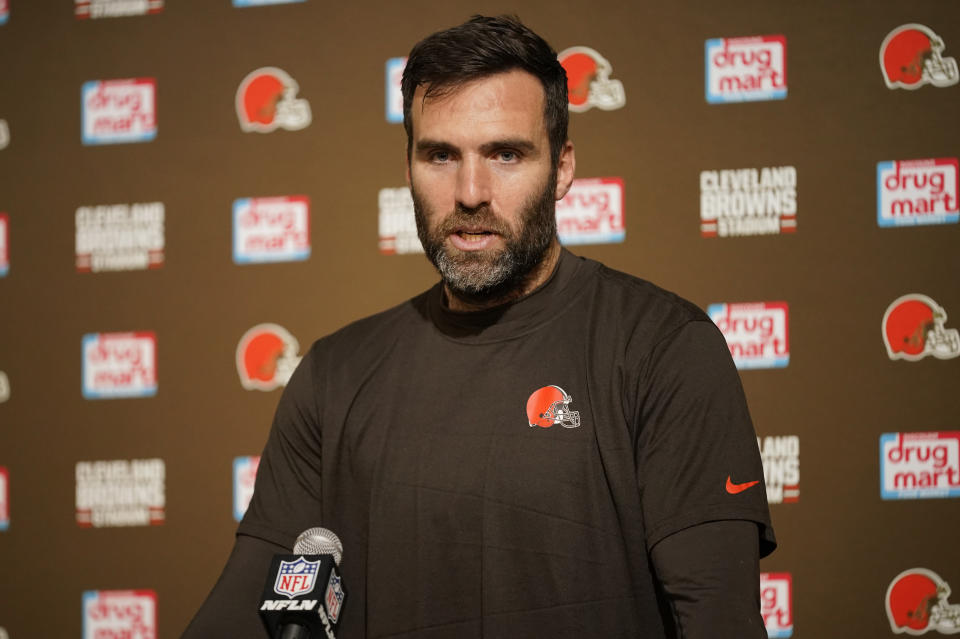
274;557;320;598
325;572;345;623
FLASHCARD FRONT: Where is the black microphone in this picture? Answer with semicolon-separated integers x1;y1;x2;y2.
259;527;347;639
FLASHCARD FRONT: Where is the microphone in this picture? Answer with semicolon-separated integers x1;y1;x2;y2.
259;527;348;639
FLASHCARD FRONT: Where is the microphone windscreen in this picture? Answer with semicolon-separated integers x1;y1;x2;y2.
293;527;343;565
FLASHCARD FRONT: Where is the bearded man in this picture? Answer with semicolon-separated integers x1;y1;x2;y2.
184;15;775;639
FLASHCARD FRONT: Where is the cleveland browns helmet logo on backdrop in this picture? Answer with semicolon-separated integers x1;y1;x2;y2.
235;67;312;133
882;294;960;361
558;46;626;112
526;385;581;428
236;323;302;391
886;568;960;635
880;24;959;90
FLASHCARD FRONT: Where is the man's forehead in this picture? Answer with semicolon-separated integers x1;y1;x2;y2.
411;70;546;138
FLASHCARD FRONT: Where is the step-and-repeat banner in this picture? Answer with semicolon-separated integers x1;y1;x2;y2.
0;1;958;637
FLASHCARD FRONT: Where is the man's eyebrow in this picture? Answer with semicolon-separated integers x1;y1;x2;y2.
478;139;537;155
414;138;538;155
415;139;458;154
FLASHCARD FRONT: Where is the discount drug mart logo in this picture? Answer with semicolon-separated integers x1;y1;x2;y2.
556;178;625;245
82;78;156;145
708;302;789;369
881;432;960;500
386;57;406;123
877;158;958;227
706;35;786;103
233;455;260;521
700;166;797;237
761;573;793;638
0;466;8;531
233;196;310;264
83;590;157;639
0;212;8;276
82;331;157;399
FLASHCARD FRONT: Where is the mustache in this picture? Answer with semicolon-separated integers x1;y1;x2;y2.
433;204;510;236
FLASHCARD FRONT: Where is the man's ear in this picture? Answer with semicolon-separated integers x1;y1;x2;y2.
405;148;411;187
554;140;576;200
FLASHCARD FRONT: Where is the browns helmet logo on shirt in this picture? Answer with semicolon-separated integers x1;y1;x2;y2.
526;385;580;428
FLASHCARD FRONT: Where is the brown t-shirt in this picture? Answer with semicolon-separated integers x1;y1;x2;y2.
204;250;775;638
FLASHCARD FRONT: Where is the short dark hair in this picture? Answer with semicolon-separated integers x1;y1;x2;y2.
401;15;569;165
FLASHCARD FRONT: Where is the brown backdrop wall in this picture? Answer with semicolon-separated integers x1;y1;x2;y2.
0;1;958;637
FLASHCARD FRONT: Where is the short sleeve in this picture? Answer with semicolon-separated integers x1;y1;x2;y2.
238;341;325;548
635;320;776;556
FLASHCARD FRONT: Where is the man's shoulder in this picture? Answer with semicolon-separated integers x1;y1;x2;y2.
308;286;434;359
329;287;431;340
580;256;710;329
577;256;733;375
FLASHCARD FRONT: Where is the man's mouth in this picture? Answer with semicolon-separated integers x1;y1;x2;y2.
448;227;500;251
455;229;495;242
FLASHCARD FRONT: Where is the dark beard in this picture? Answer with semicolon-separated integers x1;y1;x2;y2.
412;171;558;305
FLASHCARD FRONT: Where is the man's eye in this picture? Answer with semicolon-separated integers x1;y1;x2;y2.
498;151;517;162
431;151;450;163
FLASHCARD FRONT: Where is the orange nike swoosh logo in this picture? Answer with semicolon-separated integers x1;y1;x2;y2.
726;476;760;494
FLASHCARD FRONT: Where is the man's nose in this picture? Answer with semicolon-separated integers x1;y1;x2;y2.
455;156;491;211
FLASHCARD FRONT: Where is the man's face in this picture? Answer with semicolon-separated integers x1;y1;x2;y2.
407;70;573;301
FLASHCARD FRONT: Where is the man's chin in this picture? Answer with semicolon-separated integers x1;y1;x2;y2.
436;250;513;297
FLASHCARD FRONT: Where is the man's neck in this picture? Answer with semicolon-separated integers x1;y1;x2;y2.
443;240;562;312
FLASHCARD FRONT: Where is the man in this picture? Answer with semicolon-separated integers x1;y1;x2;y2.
184;15;775;639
